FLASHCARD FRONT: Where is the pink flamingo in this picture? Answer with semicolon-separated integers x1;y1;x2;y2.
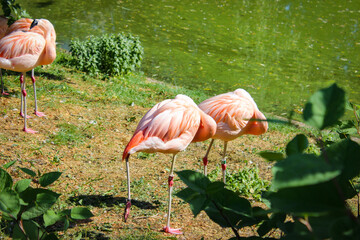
0;18;56;133
198;89;268;183
122;94;216;234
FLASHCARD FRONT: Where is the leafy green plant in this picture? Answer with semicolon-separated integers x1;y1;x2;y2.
0;161;93;239
68;33;143;76
0;0;31;25
177;83;360;239
226;167;270;202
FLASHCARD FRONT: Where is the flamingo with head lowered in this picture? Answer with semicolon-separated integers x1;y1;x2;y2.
198;88;268;183
0;18;56;133
122;94;216;234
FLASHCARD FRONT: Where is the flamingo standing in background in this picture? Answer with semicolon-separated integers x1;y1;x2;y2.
0;18;56;133
198;88;268;183
122;94;216;234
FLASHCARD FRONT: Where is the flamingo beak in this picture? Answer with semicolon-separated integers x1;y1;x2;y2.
30;19;39;29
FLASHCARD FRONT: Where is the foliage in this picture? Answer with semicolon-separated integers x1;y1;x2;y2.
177;83;360;239
226;167;270;202
68;33;143;77
0;161;93;239
0;0;31;25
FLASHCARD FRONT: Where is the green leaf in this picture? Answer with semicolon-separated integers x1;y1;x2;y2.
0;190;20;217
303;83;345;130
19;167;36;177
259;151;285;161
39;171;62;187
272;154;341;190
70;207;94;220
0;168;13;191
3;160;16;169
44;210;65;227
264;181;346;216
286;134;309;156
14;179;31;193
12;220;44;240
22;190;60;220
324;139;360;181
176;170;211;194
176;187;208;217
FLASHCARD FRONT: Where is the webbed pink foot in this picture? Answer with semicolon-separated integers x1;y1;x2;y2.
163;226;182;235
23;128;37;134
35;111;46;117
20;112;31;119
1;91;9;95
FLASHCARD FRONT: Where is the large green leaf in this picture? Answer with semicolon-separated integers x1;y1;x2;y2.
39;171;62;187
12;220;44;240
272;154;341;190
0;168;12;191
3;160;16;169
19;167;36;177
259;151;285;161
70;207;94;220
264;181;346;216
176;170;210;194
21;190;60;220
286;134;308;156
14;179;32;193
324;139;360;181
0;190;20;217
44;210;65;227
176;187;208;216
303;83;345;130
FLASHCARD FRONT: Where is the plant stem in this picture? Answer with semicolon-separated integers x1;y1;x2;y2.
211;200;241;239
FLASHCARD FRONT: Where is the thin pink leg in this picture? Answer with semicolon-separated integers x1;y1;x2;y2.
163;155;182;235
31;70;45;117
221;141;228;184
21;73;37;134
19;74;31;119
124;158;131;222
203;139;214;176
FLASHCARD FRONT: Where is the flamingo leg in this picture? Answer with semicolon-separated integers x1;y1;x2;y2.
124;157;131;222
163;154;182;234
202;139;214;176
32;69;45;117
21;73;36;134
1;69;9;95
19;74;30;119
221;141;228;183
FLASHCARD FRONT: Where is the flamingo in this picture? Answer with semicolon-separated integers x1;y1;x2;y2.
122;94;216;234
0;18;56;133
198;88;268;183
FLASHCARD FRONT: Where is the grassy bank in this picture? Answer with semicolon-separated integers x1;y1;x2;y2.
0;50;306;239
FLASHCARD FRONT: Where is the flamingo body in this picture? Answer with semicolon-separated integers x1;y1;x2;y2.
122;94;216;234
0;18;56;132
198;88;268;181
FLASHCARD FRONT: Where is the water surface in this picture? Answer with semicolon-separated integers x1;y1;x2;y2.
18;0;360;117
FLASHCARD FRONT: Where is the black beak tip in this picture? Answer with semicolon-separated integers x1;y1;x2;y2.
30;19;39;29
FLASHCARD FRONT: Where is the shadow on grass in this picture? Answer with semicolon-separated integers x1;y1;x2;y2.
2;69;65;81
68;194;159;210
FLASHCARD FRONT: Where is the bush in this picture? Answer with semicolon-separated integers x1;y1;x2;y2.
0;161;93;239
69;33;143;76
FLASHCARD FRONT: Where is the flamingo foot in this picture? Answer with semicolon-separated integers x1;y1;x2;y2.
23;128;37;134
20;113;31;119
35;111;46;117
163;226;183;235
1;91;9;95
124;200;131;222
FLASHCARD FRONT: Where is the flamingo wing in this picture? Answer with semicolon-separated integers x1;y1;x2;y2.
0;31;45;59
123;96;201;159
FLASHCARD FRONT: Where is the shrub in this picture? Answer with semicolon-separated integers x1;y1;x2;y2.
0;161;93;239
69;33;143;76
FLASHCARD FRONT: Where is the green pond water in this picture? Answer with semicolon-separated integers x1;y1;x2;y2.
18;0;360;117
